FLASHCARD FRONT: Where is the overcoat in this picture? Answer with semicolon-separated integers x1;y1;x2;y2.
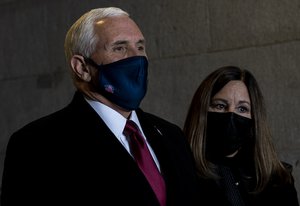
1;91;199;206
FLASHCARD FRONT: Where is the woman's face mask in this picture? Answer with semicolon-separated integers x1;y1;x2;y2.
205;112;254;162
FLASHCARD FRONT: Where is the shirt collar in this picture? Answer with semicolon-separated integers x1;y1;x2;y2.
84;98;143;137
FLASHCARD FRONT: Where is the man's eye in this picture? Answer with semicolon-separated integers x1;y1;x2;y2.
113;46;126;52
138;46;145;51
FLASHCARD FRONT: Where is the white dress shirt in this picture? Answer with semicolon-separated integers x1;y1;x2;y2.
85;98;161;171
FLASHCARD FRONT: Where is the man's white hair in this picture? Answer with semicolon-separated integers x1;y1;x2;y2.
64;7;129;64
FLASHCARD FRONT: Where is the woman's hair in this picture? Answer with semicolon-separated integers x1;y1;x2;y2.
183;66;292;192
64;7;129;65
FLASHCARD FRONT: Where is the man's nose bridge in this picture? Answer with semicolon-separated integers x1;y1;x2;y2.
127;46;139;57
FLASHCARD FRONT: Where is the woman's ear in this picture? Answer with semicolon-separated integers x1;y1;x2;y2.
70;55;92;82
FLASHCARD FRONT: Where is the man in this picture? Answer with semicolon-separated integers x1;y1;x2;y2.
1;7;199;206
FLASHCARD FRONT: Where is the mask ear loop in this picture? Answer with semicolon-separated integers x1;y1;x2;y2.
70;55;94;82
79;56;103;90
83;57;103;70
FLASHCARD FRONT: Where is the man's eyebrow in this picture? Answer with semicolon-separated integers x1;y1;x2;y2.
111;40;128;46
137;39;145;44
111;39;145;45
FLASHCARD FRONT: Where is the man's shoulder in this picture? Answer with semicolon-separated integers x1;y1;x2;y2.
135;108;184;141
11;91;91;136
10;107;67;139
136;108;179;129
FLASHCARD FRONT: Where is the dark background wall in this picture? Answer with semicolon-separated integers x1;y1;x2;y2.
0;0;299;201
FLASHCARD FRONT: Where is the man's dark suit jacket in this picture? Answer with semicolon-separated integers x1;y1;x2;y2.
1;91;200;206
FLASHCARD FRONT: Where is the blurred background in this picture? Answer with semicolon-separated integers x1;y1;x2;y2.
0;0;299;202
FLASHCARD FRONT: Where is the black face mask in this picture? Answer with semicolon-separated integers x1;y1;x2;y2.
205;112;253;163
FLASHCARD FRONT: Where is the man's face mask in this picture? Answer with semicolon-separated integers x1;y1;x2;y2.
205;112;254;163
85;56;148;110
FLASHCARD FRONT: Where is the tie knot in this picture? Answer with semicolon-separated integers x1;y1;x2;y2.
123;120;140;137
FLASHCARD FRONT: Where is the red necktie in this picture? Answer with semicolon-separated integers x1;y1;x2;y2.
123;120;166;206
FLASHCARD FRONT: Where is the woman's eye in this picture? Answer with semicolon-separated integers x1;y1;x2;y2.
216;104;225;110
211;103;226;110
238;106;250;113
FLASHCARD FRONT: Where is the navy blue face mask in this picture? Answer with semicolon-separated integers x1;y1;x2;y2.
85;56;148;110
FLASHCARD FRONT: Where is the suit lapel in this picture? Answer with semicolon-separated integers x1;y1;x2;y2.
136;110;171;178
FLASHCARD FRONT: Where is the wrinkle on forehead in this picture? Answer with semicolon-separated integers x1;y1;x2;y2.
213;80;250;105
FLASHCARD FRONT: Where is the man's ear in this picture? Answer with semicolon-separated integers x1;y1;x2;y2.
70;55;92;82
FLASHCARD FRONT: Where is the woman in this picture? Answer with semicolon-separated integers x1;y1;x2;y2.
183;66;299;205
